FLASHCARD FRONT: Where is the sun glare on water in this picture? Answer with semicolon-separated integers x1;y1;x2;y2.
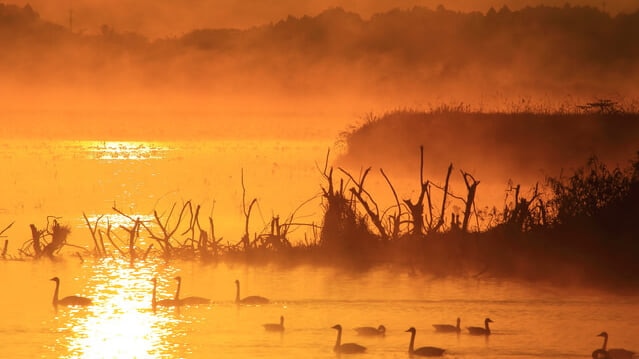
80;141;169;161
55;259;181;359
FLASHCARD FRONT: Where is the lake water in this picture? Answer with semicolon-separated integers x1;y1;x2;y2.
1;139;638;358
1;258;638;359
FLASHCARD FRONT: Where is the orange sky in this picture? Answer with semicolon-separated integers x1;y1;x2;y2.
12;0;639;37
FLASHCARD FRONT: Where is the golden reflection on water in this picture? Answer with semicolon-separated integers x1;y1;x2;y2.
53;258;181;359
80;141;169;161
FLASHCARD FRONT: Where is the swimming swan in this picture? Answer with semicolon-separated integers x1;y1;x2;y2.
235;279;269;305
50;277;92;307
354;325;386;336
151;277;178;308
405;327;446;357
263;315;285;331
332;324;366;354
433;318;461;333
467;318;493;335
592;332;636;359
175;276;211;306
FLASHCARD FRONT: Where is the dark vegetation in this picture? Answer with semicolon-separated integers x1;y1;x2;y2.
1;3;639;101
3;107;639;292
2;3;639;290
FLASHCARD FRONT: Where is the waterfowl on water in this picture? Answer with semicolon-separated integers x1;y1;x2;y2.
151;277;178;308
50;277;92;307
175;276;211;306
263;315;285;332
405;327;446;357
332;324;366;354
354;324;386;336
433;318;461;333
235;279;269;305
467;318;493;335
592;332;636;359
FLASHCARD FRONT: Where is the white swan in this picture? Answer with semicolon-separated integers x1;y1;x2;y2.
467;318;493;335
235;279;269;305
354;324;386;336
175;276;211;306
263;315;285;332
433;317;461;333
405;327;446;357
592;332;636;359
332;324;366;354
151;277;178;308
50;277;92;307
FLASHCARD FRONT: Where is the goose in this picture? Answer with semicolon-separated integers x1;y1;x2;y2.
467;318;493;335
433;318;461;333
50;277;92;307
592;332;636;359
332;324;366;354
175;276;211;306
151;277;178;308
263;315;285;332
354;324;386;336
405;327;446;357
235;279;269;305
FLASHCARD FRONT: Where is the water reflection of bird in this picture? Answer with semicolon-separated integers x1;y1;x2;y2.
235;279;269;304
405;327;446;357
151;277;178;308
354;324;386;336
50;277;92;307
332;324;366;354
433;317;461;333
263;315;285;331
592;332;636;359
467;318;493;335
175;276;211;306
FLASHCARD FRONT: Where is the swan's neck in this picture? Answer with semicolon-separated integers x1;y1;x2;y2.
235;282;240;302
52;280;60;305
280;316;284;326
456;319;461;329
485;320;491;332
174;279;181;300
334;328;342;349
408;331;415;353
601;335;608;350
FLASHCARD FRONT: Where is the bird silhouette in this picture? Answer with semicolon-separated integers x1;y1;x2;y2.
175;276;211;306
235;279;269;305
433;317;461;333
467;318;493;335
263;315;285;332
332;324;366;354
50;277;92;307
405;327;446;357
354;324;386;336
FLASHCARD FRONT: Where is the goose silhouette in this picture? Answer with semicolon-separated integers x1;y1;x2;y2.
467;318;493;335
332;324;366;354
592;332;636;359
50;277;92;307
406;327;445;357
235;279;269;305
433;317;461;333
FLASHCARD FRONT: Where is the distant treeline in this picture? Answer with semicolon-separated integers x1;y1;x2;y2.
1;3;638;97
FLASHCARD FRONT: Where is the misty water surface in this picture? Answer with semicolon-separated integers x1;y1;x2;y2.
1;258;638;359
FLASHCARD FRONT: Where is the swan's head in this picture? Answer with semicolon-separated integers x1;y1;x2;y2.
174;276;181;282
50;277;60;282
597;331;608;339
378;325;386;333
405;327;416;334
235;279;240;285
332;324;342;331
456;317;461;324
485;318;494;323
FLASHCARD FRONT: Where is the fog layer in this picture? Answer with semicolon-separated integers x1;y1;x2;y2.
1;3;638;139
